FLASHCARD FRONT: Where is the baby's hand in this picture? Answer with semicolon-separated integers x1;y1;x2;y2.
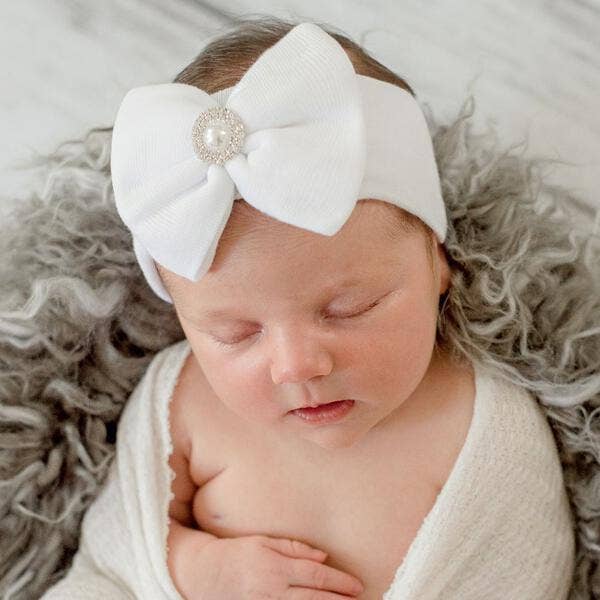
177;533;365;599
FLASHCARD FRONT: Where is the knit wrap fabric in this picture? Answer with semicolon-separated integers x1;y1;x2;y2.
383;357;576;599
41;339;575;599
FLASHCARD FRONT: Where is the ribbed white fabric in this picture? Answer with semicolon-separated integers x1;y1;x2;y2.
41;339;575;599
110;22;447;304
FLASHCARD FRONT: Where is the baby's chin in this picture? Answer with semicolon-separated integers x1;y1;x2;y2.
293;422;374;452
289;402;404;452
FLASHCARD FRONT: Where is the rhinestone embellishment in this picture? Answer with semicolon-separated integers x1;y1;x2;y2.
191;106;245;165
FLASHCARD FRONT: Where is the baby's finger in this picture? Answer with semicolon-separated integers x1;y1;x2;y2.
286;558;364;597
259;535;328;562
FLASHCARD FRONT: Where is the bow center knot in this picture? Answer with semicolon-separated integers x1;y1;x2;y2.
191;106;245;165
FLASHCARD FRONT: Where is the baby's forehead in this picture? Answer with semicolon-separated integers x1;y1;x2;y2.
220;198;407;249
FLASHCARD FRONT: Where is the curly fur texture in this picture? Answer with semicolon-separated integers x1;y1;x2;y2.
1;92;600;598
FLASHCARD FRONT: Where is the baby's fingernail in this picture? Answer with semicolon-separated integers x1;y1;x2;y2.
354;581;364;593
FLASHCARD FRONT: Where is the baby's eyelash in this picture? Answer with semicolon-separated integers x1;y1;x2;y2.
331;299;381;320
211;298;384;348
212;336;246;348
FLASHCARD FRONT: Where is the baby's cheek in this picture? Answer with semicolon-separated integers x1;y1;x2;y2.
375;310;434;359
362;309;437;390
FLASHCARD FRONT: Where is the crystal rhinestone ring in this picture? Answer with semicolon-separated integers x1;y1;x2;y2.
191;106;245;166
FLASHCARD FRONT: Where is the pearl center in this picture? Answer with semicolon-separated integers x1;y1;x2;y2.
203;123;231;150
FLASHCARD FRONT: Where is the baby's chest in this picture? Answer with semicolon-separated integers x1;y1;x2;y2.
190;429;442;598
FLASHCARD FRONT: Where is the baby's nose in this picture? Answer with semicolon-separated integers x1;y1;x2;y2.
269;330;333;384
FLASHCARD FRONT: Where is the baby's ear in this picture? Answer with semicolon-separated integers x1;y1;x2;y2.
434;238;451;295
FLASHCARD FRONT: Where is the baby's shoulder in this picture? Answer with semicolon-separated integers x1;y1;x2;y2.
166;344;229;486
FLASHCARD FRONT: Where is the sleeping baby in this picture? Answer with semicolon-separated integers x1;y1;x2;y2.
41;17;575;600
159;195;477;600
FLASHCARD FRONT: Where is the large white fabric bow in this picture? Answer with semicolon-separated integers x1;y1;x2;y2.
110;22;366;303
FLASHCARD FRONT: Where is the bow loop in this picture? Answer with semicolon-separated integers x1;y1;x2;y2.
224;22;366;234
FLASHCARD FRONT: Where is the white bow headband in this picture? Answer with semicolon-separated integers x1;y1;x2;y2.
110;22;447;304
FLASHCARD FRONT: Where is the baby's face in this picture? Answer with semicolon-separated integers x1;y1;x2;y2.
157;199;450;451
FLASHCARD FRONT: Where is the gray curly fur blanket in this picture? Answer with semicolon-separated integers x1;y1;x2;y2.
1;94;600;599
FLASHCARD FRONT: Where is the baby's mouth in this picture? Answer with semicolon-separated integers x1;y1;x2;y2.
288;400;356;424
290;398;349;410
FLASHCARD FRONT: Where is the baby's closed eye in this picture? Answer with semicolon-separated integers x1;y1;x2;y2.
208;291;393;348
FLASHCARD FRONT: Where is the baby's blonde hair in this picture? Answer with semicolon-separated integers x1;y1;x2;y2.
175;16;415;98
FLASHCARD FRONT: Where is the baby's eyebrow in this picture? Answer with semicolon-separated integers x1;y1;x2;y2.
195;307;243;321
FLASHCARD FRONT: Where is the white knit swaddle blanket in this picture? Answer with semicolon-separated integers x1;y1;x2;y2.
42;339;576;599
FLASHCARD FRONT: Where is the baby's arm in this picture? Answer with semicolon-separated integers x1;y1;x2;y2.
166;355;220;565
166;425;219;595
